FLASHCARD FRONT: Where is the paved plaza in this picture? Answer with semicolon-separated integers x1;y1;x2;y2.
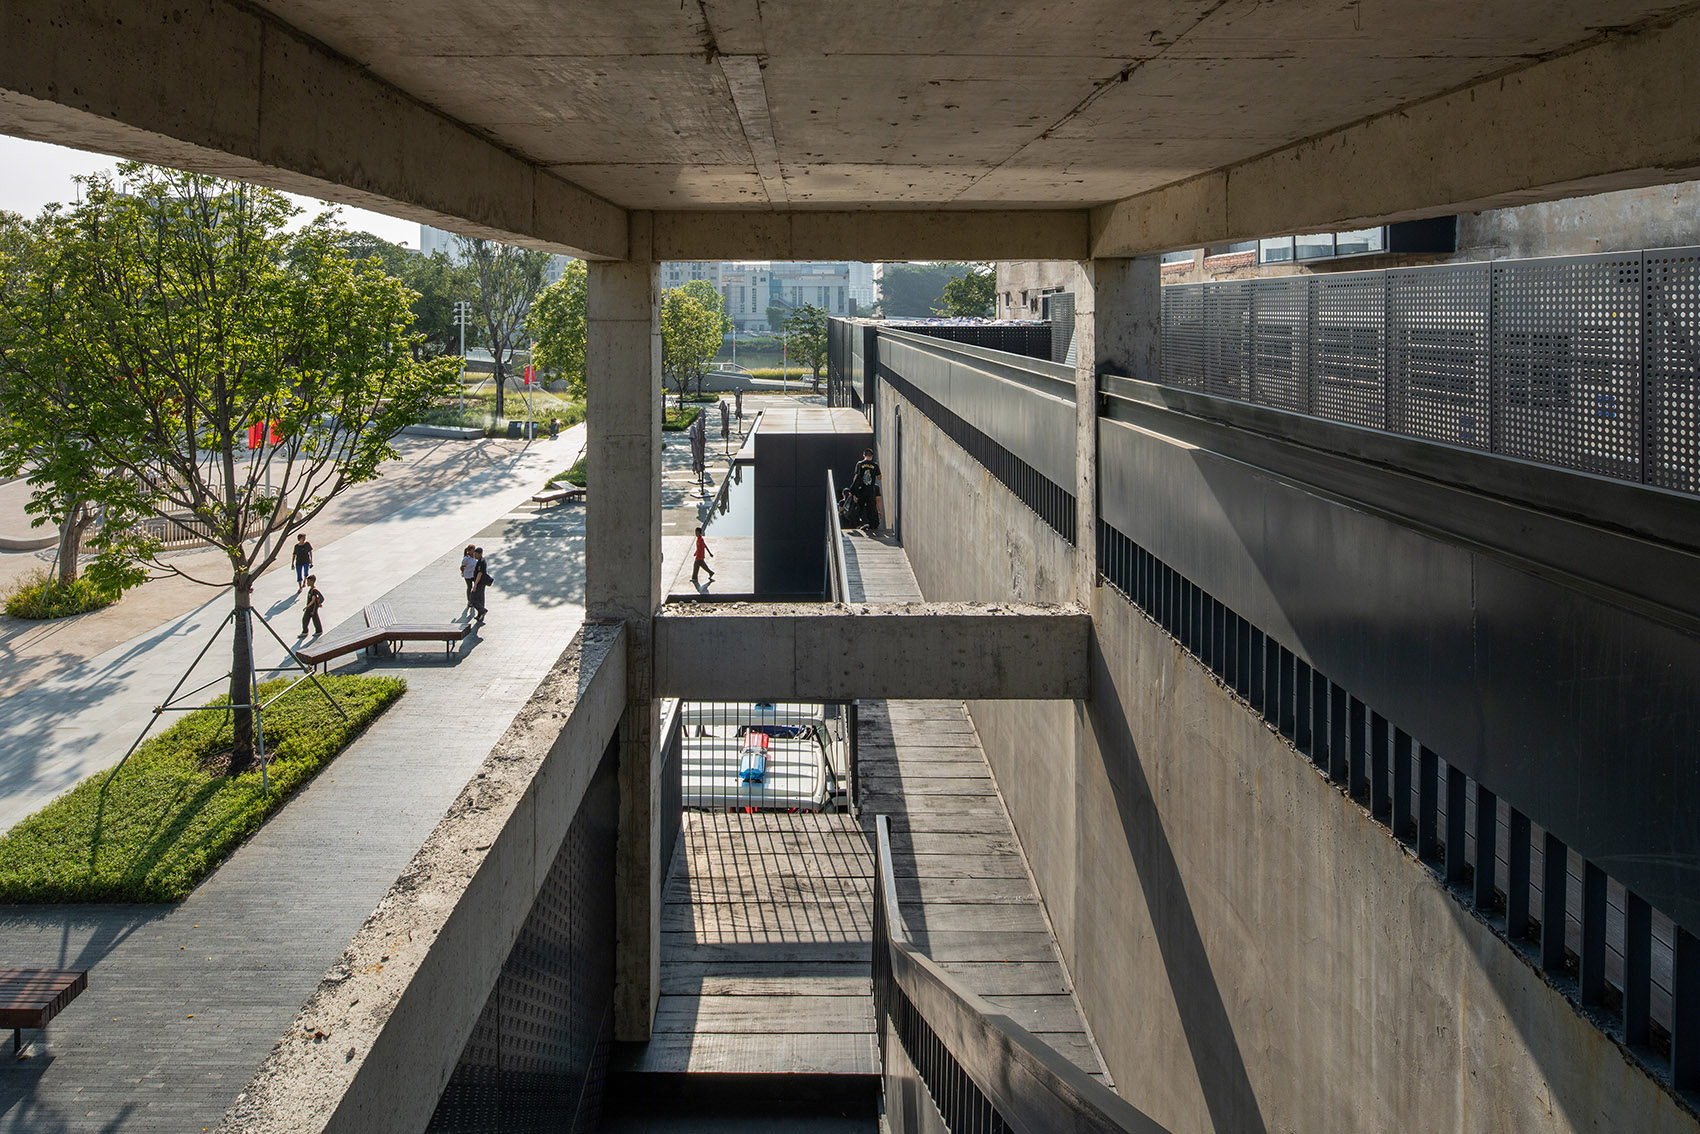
0;399;794;1130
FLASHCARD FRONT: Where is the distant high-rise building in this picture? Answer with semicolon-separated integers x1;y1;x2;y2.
419;224;574;284
662;261;876;332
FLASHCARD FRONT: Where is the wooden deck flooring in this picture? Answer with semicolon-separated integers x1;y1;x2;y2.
620;529;1104;1085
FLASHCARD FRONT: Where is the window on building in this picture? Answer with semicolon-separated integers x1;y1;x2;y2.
1160;249;1194;264
1259;236;1296;263
1334;227;1386;256
1294;232;1335;261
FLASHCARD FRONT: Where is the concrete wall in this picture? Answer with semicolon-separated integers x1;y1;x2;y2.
1456;180;1700;261
875;379;1699;1134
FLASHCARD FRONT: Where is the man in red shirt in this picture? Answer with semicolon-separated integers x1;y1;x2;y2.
692;526;716;586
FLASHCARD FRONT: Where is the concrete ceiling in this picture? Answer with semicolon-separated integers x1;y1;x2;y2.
249;0;1687;211
4;0;1699;258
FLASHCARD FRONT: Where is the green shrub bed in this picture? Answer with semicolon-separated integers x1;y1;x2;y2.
0;674;405;903
3;570;118;620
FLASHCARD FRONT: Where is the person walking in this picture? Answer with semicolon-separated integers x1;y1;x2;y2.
548;416;560;440
460;545;478;606
849;447;883;534
469;547;492;625
292;534;314;594
300;575;324;638
692;526;715;585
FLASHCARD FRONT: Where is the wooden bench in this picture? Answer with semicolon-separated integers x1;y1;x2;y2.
293;602;470;670
531;485;585;509
2;968;87;1055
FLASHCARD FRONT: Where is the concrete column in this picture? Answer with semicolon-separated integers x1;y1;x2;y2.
1072;261;1098;603
1093;257;1161;381
586;255;663;1040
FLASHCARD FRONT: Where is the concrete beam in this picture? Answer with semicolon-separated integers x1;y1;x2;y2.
654;602;1092;702
1090;8;1700;256
219;624;627;1134
0;0;627;259
647;209;1091;262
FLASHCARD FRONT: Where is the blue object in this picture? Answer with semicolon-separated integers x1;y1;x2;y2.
739;746;768;783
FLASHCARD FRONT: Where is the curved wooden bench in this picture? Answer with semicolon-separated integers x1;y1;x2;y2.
294;603;472;670
531;486;585;509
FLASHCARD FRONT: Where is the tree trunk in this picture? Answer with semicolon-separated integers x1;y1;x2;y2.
55;501;89;585
811;365;823;394
493;352;506;421
228;573;256;775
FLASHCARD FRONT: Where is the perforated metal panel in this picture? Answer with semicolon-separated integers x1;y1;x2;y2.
1388;263;1491;449
1203;282;1252;400
1312;272;1386;429
427;749;618;1133
1249;277;1309;412
1492;253;1642;479
1160;285;1206;391
1644;248;1700;493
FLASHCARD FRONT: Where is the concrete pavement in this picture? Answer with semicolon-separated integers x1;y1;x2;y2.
0;424;584;835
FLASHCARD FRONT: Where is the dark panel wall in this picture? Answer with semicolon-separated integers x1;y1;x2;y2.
874;365;1700;1133
753;411;871;597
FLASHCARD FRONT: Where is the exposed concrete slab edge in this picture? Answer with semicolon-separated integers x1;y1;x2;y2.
655;602;1091;701
218;621;627;1134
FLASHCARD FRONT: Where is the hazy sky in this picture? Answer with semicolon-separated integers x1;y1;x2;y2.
0;134;420;246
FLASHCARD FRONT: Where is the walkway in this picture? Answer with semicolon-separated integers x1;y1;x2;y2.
0;502;588;1132
843;531;1109;1080
0;426;582;834
620;523;1105;1097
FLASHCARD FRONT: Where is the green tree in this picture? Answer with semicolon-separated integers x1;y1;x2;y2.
876;262;981;317
661;282;729;408
782;304;830;393
0;165;457;774
934;264;995;317
528;259;588;397
457;236;551;419
397;250;472;361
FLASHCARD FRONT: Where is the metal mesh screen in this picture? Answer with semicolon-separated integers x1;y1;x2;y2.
1492;253;1642;479
1644;248;1700;493
1203;282;1252;400
1388;263;1491;448
1250;277;1309;412
1155;247;1700;498
678;702;852;813
427;746;618;1134
1161;285;1207;391
1313;272;1386;429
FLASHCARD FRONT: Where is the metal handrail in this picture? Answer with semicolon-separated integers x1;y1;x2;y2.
825;469;849;603
873;816;1166;1134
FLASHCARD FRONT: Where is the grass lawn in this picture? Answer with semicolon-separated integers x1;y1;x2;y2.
0;674;405;903
417;387;585;433
662;405;701;431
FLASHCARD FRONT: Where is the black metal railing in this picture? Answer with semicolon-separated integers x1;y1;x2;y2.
880;366;1076;545
1159;247;1700;495
1096;517;1698;1087
874;816;1161;1134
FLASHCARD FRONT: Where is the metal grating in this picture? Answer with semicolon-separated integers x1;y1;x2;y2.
1313;272;1386;429
1249;277;1309;412
1644;249;1700;493
1388;263;1491;448
1492;253;1642;479
427;749;618;1133
1203;282;1252;400
1161;285;1207;391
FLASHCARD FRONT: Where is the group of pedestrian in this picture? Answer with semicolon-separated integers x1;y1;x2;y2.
293;533;324;638
460;545;493;624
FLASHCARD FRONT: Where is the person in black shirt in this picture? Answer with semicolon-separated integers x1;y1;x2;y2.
300;576;324;638
849;449;882;534
292;534;313;594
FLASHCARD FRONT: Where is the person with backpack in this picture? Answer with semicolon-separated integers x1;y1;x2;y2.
469;547;492;625
300;576;324;638
849;448;882;534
